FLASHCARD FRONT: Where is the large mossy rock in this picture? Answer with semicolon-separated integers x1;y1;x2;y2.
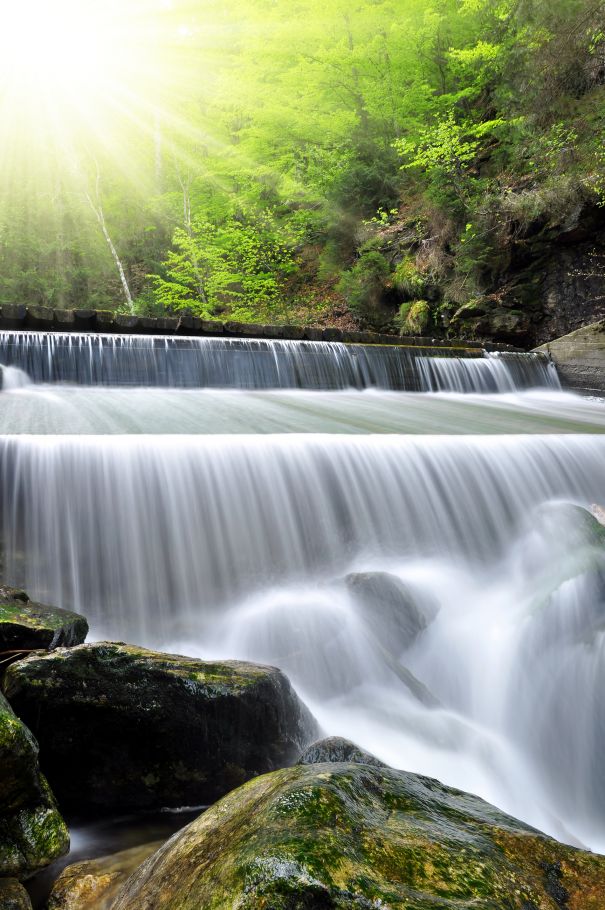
112;763;605;910
48;841;163;910
0;586;88;652
449;299;532;346
0;691;69;879
0;878;33;909
3;642;318;811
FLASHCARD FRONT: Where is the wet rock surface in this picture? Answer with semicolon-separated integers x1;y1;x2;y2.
0;587;88;653
47;841;163;910
0;692;69;879
0;878;33;909
298;736;386;767
110;762;605;910
3;642;318;811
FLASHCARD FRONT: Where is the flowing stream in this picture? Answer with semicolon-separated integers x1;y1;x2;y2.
3;331;605;853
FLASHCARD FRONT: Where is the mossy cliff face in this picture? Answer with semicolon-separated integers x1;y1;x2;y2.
3;642;318;811
0;691;68;879
0;586;88;652
112;762;605;910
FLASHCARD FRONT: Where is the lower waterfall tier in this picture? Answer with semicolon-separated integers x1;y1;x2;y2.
1;432;605;850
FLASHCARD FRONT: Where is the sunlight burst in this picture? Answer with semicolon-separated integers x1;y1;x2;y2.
0;0;136;105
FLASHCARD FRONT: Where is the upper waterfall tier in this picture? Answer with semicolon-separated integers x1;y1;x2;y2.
0;331;559;391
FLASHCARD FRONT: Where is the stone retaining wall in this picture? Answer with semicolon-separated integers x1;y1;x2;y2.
0;306;521;352
536;321;605;394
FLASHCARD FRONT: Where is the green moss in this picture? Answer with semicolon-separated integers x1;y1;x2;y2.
393;256;426;299
398;300;431;335
0;592;88;651
111;764;605;910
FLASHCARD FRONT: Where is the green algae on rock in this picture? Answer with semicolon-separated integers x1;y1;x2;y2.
0;586;88;653
0;691;69;879
48;840;164;910
111;763;605;910
3;642;318;811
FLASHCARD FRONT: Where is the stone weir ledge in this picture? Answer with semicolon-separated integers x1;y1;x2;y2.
536;319;605;394
0;305;522;353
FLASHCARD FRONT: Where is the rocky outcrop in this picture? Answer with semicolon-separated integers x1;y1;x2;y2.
298;736;386;767
535;319;605;394
450;203;605;347
0;587;88;653
111;762;605;909
48;841;163;910
3;642;318;811
449;298;533;347
0;879;32;909
0;691;68;879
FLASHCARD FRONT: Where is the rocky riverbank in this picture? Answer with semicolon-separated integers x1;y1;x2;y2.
1;561;605;909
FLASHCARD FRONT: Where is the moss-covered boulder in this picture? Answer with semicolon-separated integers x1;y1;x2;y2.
0;587;88;653
450;299;532;346
0;691;69;879
0;879;32;909
112;762;605;910
3;642;318;811
298;736;385;768
48;841;163;910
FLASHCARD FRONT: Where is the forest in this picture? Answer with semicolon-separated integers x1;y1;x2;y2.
1;0;604;338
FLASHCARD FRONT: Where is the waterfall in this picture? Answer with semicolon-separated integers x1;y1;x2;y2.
2;328;605;851
0;364;32;389
0;330;559;391
2;431;605;848
417;351;558;393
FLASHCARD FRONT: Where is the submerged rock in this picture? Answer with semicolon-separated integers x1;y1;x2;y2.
345;571;428;652
0;691;69;879
3;642;318;811
111;762;605;909
0;879;32;909
298;736;386;767
344;571;439;707
48;841;163;910
0;587;88;653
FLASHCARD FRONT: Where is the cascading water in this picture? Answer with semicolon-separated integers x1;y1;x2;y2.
0;330;559;390
2;330;605;852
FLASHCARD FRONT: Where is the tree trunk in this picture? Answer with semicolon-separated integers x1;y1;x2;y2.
85;162;134;313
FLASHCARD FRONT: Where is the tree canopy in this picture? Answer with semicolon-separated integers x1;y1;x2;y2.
1;0;603;328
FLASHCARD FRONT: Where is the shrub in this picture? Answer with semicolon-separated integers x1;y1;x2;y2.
393;256;426;298
336;251;390;318
397;299;431;336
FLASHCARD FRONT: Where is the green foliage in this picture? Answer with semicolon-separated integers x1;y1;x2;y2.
336;252;390;319
393;257;426;298
0;0;603;324
397;300;431;336
150;206;299;322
